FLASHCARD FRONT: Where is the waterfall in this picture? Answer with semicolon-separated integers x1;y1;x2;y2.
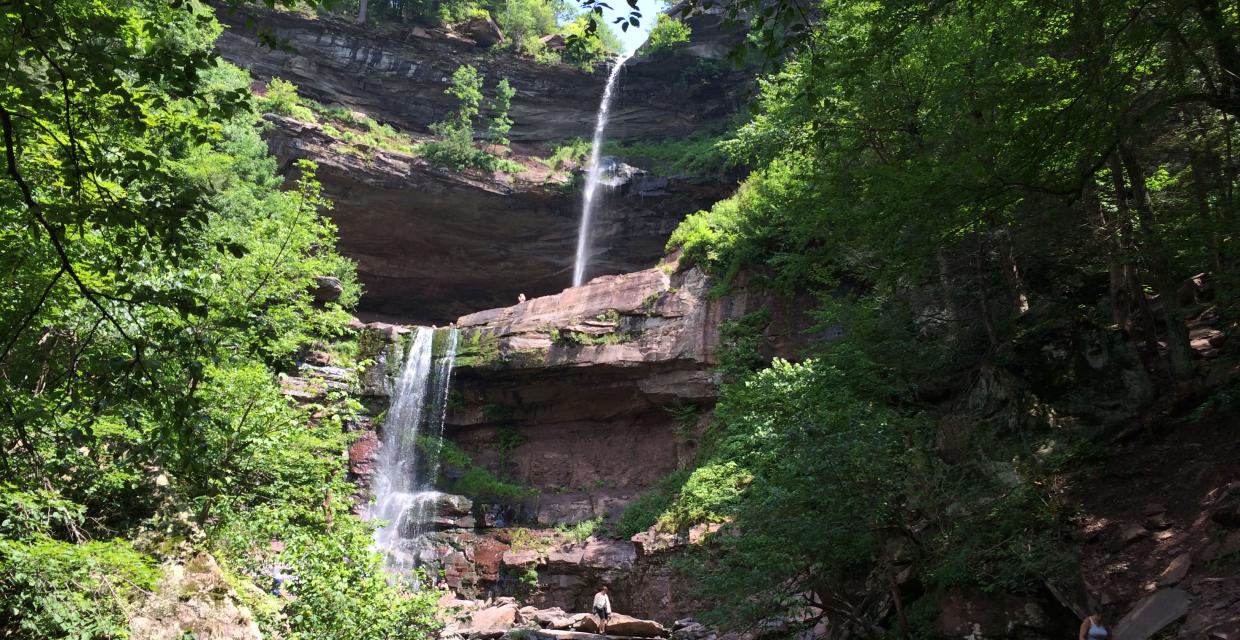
369;326;458;572
572;52;632;288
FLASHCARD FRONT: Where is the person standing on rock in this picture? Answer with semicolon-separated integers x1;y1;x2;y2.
593;586;612;633
1079;612;1110;640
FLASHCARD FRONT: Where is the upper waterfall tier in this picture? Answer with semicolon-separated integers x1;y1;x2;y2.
215;7;751;144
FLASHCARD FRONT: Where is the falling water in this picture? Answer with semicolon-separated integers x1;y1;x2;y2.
369;326;458;572
572;52;633;288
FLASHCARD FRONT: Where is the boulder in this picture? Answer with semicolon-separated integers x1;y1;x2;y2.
462;15;504;47
435;493;474;517
1113;588;1189;640
632;527;684;556
524;606;568;626
671;619;714;640
503;548;544;569
461;603;520;638
128;553;261;640
546;544;586;568
311;275;343;304
539;33;566;51
1212;499;1240;528
535;631;612;640
1156;553;1191;587
601;614;670;638
550;612;596;631
1120;522;1149;544
572;615;601;634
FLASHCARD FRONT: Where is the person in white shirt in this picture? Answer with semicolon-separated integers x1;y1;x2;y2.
592;586;612;633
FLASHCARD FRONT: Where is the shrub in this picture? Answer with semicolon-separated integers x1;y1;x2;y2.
258;77;315;122
645;14;690;54
424;65;522;172
540;137;591;171
555;516;602;542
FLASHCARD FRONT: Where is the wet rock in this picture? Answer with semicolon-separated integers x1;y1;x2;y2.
311;275;343;304
217;7;745;144
217;5;743;323
1113;588;1189;640
347;429;380;485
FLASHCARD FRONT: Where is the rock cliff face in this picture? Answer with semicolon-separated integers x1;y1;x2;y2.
262;115;730;322
216;8;750;322
446;257;814;525
342;258;811;622
215;7;748;143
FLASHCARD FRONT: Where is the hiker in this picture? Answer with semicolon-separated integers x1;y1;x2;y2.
593;586;612;633
1079;612;1110;640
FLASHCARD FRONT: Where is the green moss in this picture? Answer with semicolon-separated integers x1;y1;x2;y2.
551;328;634;347
554;516;601;542
456;329;502;368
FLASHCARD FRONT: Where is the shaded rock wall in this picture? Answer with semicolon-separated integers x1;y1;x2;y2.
262;115;729;323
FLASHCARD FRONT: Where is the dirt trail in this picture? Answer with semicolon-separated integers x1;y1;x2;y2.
1074;403;1240;639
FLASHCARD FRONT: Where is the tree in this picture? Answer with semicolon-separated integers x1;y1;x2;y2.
0;2;438;636
487;79;516;145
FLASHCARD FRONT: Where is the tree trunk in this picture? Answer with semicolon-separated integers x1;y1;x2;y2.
1194;0;1240;117
997;226;1030;317
1118;144;1196;381
1105;156;1142;335
936;248;962;346
973;237;1000;351
357;0;368;24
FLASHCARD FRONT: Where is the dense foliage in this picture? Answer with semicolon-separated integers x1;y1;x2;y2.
643;13;691;54
637;0;1240;633
0;1;440;637
338;0;622;66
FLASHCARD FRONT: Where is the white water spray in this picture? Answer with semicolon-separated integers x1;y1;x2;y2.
369;327;458;572
572;52;632;288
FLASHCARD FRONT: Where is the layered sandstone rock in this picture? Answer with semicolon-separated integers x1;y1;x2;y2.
260;115;729;323
447;258;815;525
216;7;750;322
215;7;747;144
